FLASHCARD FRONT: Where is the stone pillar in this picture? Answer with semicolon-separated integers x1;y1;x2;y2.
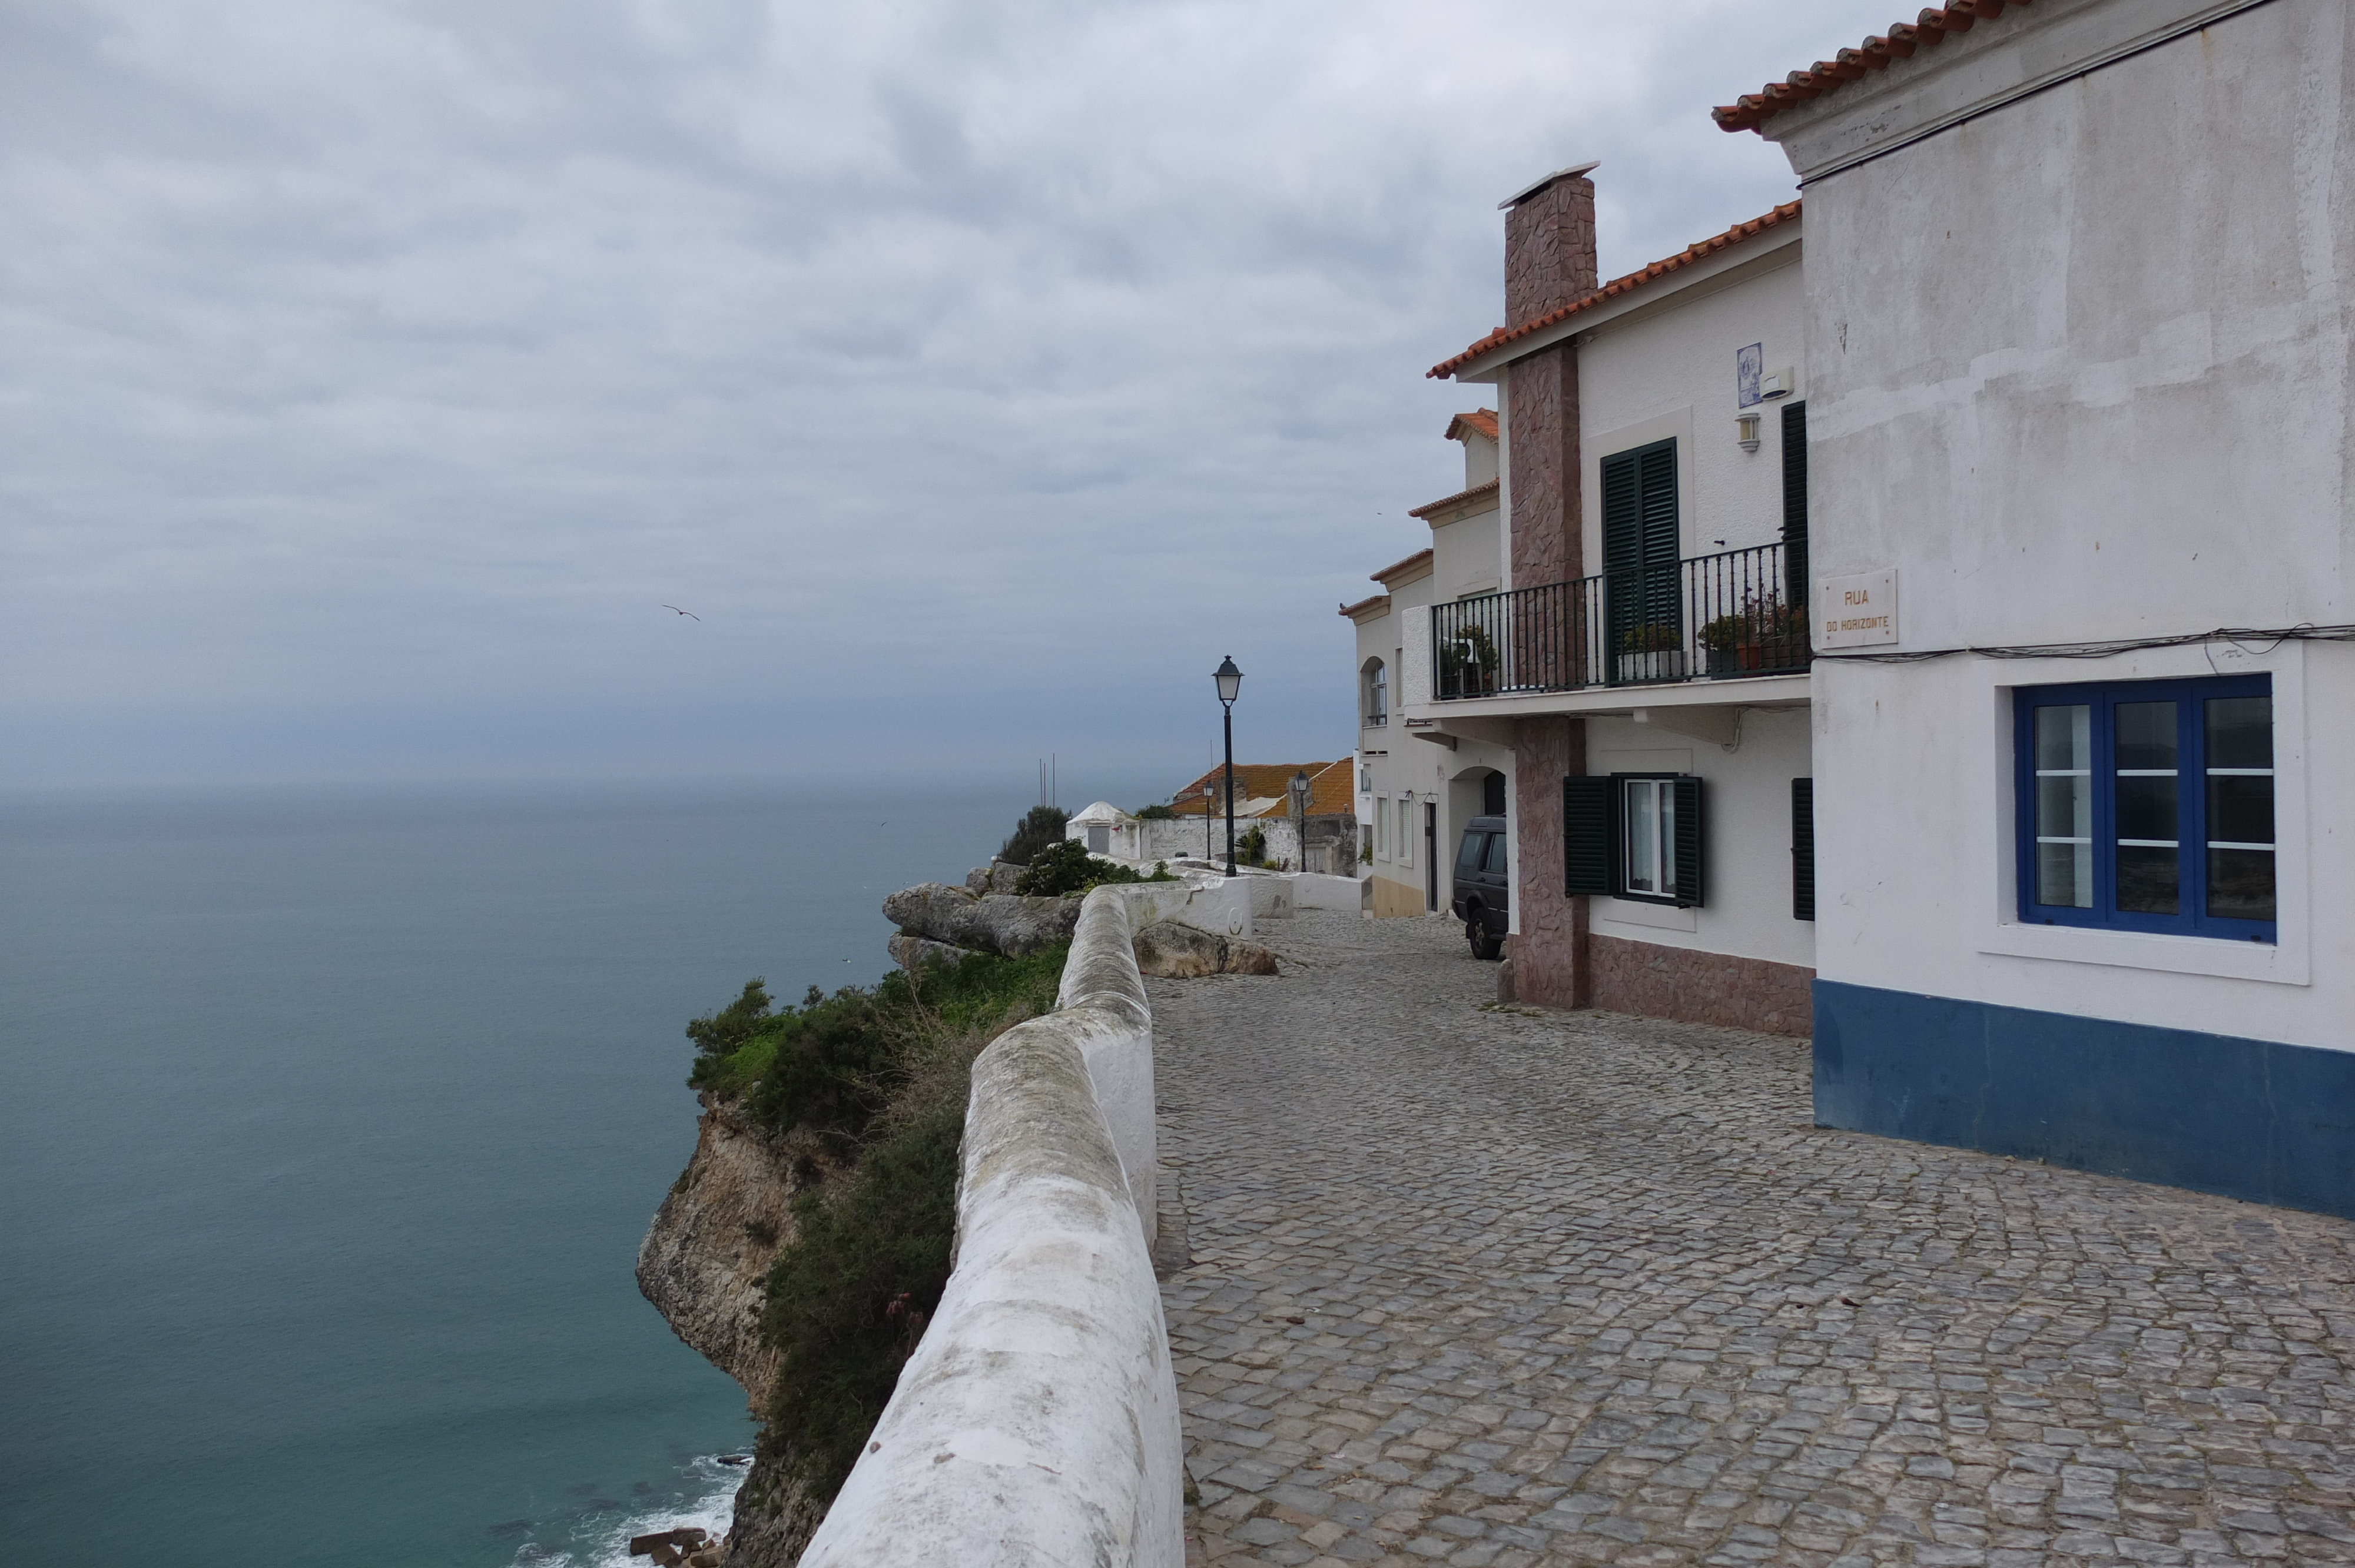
1497;166;1597;1010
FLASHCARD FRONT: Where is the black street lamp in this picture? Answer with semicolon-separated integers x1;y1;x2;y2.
1289;768;1311;872
1203;780;1218;862
1213;656;1243;877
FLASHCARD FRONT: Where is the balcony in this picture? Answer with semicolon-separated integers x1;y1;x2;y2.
1431;539;1810;701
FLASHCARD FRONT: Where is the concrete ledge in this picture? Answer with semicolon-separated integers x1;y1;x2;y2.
796;885;1183;1568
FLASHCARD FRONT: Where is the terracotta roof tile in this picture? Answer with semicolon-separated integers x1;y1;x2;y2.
1407;479;1500;522
1338;593;1391;619
1166;760;1354;820
1428;202;1801;379
1445;409;1499;442
1711;1;2034;134
1370;547;1434;584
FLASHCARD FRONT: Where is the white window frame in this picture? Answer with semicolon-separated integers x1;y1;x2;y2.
1618;776;1680;904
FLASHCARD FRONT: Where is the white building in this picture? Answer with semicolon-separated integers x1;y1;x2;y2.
1711;0;2355;1214
1398;168;1817;1036
1345;412;1514;919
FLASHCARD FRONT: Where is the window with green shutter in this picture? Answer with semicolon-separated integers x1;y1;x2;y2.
1563;776;1616;896
1600;438;1680;666
1780;402;1808;612
1791;777;1815;922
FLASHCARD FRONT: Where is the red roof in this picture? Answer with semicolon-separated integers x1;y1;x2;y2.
1428;202;1801;379
1446;409;1499;442
1713;0;2033;134
1338;593;1391;620
1167;760;1355;819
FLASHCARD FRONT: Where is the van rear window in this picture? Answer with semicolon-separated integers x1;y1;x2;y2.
1483;834;1509;875
1455;833;1486;874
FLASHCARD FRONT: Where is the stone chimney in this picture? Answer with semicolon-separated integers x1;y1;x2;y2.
1497;161;1599;1015
1502;161;1599;328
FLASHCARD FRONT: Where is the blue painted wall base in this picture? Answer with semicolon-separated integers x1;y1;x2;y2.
1814;980;2355;1222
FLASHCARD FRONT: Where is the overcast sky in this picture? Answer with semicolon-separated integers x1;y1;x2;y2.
2;0;1902;796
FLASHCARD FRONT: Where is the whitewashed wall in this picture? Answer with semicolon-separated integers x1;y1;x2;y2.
1574;238;1805;574
1585;707;1815;970
1771;0;2355;1049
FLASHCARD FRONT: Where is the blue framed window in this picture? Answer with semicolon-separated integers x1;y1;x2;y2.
2015;675;2276;941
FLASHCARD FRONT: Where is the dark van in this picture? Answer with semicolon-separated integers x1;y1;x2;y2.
1450;815;1509;959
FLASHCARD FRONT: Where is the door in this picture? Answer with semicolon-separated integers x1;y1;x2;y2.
1424;805;1438;911
1601;438;1681;679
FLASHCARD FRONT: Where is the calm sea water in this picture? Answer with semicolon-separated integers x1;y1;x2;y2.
0;780;1122;1567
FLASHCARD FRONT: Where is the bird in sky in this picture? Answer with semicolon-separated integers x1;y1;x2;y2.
663;604;700;620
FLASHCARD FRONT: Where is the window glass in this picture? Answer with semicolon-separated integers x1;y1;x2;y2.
1365;663;1388;725
1375;799;1388;859
1399;800;1412;867
1455;832;1484;875
2018;678;2274;939
1483;833;1508;876
1621;779;1676;896
2033;705;2093;909
2205;695;2276;921
2112;700;2179;915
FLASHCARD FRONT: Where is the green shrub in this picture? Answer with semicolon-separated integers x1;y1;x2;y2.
1133;802;1177;819
758;1099;963;1499
997;805;1068;865
680;941;1074;1507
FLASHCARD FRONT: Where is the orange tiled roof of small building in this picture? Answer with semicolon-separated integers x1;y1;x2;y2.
1371;547;1434;584
1338;593;1391;619
1428;202;1801;379
1166;759;1354;819
1408;479;1500;523
1445;409;1499;442
1712;1;2033;134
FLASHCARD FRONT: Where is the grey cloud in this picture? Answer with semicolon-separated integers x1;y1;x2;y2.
2;0;1902;786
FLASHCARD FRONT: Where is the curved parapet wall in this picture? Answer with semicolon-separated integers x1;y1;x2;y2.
795;884;1184;1568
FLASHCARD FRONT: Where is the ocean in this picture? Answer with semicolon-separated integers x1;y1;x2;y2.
0;780;1132;1567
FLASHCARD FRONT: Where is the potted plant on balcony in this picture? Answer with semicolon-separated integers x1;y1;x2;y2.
1616;623;1686;683
1699;612;1750;677
1438;624;1501;697
1740;600;1811;672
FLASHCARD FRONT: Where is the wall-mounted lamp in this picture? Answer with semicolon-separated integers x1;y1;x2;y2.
1736;411;1762;453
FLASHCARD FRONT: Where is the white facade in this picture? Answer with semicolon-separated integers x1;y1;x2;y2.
1744;0;2355;1214
1350;421;1515;921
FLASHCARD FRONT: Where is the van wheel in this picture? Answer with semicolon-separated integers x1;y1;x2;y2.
1465;915;1502;961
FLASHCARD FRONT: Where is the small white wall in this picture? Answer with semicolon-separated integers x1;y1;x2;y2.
797;885;1184;1568
1585;707;1815;970
1430;503;1502;600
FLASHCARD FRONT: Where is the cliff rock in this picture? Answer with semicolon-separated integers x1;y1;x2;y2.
881;883;1079;957
1132;919;1280;978
637;1097;827;1566
888;931;986;971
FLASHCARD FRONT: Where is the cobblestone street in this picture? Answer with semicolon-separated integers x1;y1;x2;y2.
1149;912;2355;1568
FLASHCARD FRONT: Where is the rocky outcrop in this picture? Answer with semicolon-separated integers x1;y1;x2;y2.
887;931;986;971
963;860;1023;894
637;1098;828;1566
1131;919;1279;978
881;883;1080;957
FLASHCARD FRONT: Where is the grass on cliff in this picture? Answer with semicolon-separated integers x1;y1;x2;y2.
682;944;1069;1503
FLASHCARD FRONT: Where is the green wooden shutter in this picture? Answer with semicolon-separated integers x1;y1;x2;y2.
1781;401;1808;610
1563;776;1616;896
1791;776;1815;922
1603;438;1680;659
1671;775;1704;908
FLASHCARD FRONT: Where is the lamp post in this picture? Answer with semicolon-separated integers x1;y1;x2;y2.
1203;780;1218;861
1289;768;1311;873
1213;656;1243;877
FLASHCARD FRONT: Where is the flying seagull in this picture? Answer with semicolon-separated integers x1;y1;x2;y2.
662;604;700;620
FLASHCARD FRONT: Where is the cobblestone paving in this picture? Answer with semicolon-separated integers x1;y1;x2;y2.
1150;913;2355;1568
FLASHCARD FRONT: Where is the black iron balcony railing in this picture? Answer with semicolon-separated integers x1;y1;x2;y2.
1432;539;1810;700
